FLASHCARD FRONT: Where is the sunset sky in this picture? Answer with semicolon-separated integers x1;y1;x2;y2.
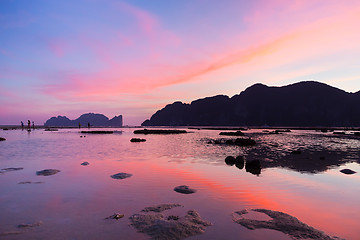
1;0;360;125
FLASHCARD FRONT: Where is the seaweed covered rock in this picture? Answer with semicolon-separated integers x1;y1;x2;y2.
232;209;336;240
130;204;212;240
111;172;132;179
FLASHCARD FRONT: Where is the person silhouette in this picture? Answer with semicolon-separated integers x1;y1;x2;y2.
27;120;31;130
32;121;35;130
21;121;24;130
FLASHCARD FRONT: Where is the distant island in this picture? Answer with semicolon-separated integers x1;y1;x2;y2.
45;113;123;127
142;81;360;127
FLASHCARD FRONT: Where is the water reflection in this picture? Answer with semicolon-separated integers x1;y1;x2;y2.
0;128;359;239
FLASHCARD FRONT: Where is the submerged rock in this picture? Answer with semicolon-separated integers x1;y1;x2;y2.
232;209;337;240
18;221;42;228
130;138;146;142
18;181;44;184
105;213;124;220
340;169;357;175
81;161;90;166
0;137;6;141
111;172;132;179
130;204;212;240
142;204;183;213
36;169;60;176
174;185;197;194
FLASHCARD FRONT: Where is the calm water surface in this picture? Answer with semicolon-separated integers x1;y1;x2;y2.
0;128;359;239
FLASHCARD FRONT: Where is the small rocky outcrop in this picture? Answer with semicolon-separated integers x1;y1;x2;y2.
134;129;187;134
232;209;338;240
340;169;357;175
130;138;146;142
110;172;132;179
81;162;90;166
174;185;197;194
0;137;6;141
130;204;212;240
36;169;60;176
219;131;244;136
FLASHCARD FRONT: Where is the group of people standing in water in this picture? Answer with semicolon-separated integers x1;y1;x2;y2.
21;120;35;131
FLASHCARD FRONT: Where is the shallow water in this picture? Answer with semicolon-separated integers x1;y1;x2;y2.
0;128;359;239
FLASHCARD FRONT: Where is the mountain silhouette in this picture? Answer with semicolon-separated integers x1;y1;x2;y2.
45;113;123;127
142;81;360;127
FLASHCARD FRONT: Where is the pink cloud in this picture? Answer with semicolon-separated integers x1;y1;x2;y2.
115;1;157;38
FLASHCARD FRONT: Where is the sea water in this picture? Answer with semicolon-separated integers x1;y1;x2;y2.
0;128;359;239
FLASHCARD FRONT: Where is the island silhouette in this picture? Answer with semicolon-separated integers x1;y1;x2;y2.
45;113;123;127
142;81;360;127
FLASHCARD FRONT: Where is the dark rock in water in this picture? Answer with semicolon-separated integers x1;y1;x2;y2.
130;138;146;142
1;167;23;172
174;185;197;194
2;128;9;130
17;221;42;228
36;169;60;176
234;138;256;146
340;169;357;175
18;181;32;184
105;213;124;220
168;215;179;220
291;150;302;155
142;204;183;213
18;181;44;184
245;160;261;175
81;131;113;134
130;204;212;240
333;131;345;135
235;156;245;169
0;137;6;141
111;172;132;179
134;129;187;134
232;209;336;240
219;131;244;136
225;156;236;166
81;161;90;166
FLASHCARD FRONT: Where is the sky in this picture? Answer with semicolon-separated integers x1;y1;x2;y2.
1;0;360;125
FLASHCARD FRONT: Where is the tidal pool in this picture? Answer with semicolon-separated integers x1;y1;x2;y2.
0;128;359;239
